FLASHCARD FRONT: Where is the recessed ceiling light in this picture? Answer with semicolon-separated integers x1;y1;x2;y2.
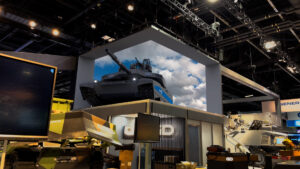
90;23;96;29
52;28;60;37
127;4;134;11
28;20;37;29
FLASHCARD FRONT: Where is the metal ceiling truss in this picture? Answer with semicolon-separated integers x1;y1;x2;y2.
266;0;300;43
220;7;300;33
223;0;300;73
160;0;221;39
216;20;300;47
210;8;300;83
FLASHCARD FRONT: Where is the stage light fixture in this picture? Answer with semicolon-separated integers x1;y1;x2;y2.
263;40;277;52
28;20;37;29
287;65;296;74
287;65;299;74
52;28;60;37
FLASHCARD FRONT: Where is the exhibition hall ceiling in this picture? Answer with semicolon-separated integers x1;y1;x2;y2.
0;0;299;111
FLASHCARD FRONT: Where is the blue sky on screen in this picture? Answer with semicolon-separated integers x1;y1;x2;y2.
94;40;207;110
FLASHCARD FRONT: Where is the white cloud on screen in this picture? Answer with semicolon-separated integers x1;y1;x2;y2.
95;41;207;110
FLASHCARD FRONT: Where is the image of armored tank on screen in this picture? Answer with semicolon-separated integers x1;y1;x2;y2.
80;49;173;106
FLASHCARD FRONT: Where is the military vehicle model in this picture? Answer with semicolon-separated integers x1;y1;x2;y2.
80;49;173;106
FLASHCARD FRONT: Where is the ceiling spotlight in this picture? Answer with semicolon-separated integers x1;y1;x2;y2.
90;23;96;29
28;20;37;29
52;28;60;37
207;0;219;3
127;4;134;11
263;40;277;52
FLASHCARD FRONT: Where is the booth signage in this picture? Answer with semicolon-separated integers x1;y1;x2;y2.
262;98;300;113
287;120;300;127
281;99;300;112
154;85;173;104
123;125;175;139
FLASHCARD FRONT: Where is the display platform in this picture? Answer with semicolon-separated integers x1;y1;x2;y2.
207;152;249;169
48;111;121;146
79;99;225;167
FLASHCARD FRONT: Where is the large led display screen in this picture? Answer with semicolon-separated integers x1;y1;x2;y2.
0;54;56;138
94;41;207;110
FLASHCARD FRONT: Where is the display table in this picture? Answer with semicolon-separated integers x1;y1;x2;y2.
207;152;249;169
274;160;300;169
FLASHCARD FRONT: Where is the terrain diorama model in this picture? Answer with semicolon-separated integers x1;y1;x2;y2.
80;49;173;106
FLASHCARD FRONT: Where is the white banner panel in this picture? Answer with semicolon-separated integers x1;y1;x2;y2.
262;99;300;113
281;99;300;112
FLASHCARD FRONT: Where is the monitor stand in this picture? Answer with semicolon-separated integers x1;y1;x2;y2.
0;140;8;169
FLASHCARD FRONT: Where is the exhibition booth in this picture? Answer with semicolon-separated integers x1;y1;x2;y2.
0;26;286;169
81;99;224;168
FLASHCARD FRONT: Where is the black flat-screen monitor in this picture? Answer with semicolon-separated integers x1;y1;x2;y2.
134;113;160;143
0;53;56;140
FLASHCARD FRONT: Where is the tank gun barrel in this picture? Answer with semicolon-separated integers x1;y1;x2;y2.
105;49;131;74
